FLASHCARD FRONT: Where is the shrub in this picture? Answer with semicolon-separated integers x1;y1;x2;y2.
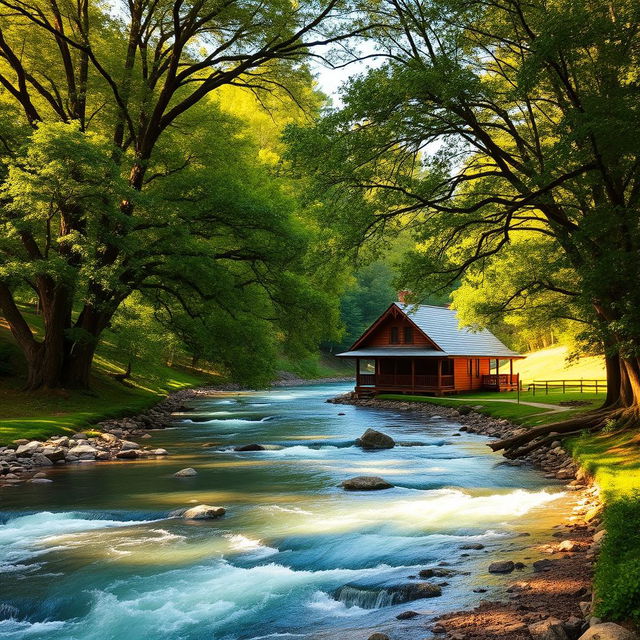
595;492;640;622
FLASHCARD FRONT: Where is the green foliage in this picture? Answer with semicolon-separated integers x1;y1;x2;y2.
332;262;396;350
286;0;640;383
595;493;640;622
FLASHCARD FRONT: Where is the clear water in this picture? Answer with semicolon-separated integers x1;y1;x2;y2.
0;383;570;640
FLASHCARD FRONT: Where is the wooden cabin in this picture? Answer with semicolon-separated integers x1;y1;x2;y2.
337;302;524;397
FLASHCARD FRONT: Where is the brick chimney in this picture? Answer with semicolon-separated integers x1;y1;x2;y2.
397;290;412;304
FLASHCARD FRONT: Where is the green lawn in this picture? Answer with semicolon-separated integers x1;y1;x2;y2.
377;390;602;426
0;304;214;443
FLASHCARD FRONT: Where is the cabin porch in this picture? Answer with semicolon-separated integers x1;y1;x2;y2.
355;357;455;396
354;357;520;397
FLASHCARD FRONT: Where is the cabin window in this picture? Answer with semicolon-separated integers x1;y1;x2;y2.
475;359;480;377
390;327;399;344
358;359;375;374
404;327;414;344
442;360;453;375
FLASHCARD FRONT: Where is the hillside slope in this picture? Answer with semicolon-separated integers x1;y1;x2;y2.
514;345;605;384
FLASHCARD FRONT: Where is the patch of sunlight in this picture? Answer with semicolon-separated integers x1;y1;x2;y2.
338;466;413;475
137;490;321;506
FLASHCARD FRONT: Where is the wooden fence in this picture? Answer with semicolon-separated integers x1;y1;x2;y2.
528;379;607;395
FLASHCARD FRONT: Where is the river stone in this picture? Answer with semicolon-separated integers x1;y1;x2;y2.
529;618;569;640
170;504;226;519
533;558;556;572
341;476;393;491
152;448;168;456
558;540;579;552
368;635;389;640
174;467;197;477
16;441;42;456
67;445;98;459
99;432;119;445
50;436;70;447
355;428;395;450
41;446;66;462
419;568;456;579
27;478;53;484
396;611;420;620
13;439;29;446
116;449;140;459
234;443;265;451
395;582;442;599
460;543;485;550
578;624;638;640
488;560;515;573
120;440;139;451
31;453;54;466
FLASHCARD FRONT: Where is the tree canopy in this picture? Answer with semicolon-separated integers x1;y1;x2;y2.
287;0;640;444
0;0;359;388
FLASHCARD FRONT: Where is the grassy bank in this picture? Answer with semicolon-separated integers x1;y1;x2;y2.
0;308;212;443
378;389;602;426
0;305;352;444
568;430;640;623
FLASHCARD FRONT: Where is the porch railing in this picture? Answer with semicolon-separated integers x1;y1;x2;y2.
356;373;454;388
482;373;520;389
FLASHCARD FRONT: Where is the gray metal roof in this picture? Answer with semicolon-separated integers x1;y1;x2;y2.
336;347;444;358
337;303;521;358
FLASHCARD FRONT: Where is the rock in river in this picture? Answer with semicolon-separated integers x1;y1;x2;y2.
234;443;265;451
174;467;197;477
341;476;393;491
488;560;515;573
355;428;395;449
169;504;226;519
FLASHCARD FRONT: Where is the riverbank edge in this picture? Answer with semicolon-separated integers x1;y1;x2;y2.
0;376;355;486
328;392;613;640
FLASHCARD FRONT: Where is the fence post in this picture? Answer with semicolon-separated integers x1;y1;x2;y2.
580;379;583;393
562;380;565;393
545;381;549;395
595;380;598;394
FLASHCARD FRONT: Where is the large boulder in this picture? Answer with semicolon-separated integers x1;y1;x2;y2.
578;624;639;640
234;443;265;452
355;428;395;450
341;476;393;491
529;618;569;640
368;635;389;640
169;504;226;519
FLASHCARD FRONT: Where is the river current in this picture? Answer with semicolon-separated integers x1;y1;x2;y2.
0;383;571;640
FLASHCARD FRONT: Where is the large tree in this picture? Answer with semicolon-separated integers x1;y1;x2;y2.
287;0;640;451
0;0;360;389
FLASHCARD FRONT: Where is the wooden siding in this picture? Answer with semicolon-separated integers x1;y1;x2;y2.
453;357;491;391
365;315;438;348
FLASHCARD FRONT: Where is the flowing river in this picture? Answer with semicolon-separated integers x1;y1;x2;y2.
0;383;572;640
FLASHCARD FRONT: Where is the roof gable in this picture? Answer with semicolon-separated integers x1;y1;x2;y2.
341;303;521;358
349;303;441;351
